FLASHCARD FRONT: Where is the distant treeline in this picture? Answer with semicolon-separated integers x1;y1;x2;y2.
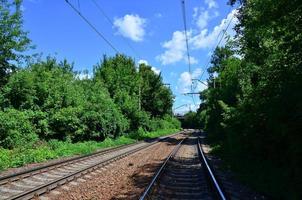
193;0;302;198
0;0;180;150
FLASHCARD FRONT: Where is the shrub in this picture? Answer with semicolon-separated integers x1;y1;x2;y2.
0;109;38;149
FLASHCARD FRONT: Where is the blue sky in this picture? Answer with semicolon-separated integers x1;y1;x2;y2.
22;0;238;114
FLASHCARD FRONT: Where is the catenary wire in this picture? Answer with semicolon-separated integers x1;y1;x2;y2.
198;9;236;81
65;0;119;53
90;0;141;59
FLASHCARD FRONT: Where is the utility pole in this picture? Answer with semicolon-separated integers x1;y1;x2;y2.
139;83;141;111
137;63;141;111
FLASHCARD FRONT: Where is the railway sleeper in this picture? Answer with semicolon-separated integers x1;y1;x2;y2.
157;189;212;200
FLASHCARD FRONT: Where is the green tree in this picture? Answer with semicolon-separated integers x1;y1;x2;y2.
0;0;32;87
139;63;173;118
199;0;302;198
1;57;127;142
94;54;146;131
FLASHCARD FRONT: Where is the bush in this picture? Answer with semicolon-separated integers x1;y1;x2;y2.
0;109;38;149
0;136;136;170
49;107;83;141
149;116;181;131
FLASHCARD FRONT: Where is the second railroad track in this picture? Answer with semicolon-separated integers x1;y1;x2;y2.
0;131;187;200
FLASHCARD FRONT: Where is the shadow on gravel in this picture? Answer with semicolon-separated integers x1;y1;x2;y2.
110;134;194;200
110;161;162;200
111;137;183;200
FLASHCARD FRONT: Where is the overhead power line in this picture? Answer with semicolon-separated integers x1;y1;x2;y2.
198;10;236;81
90;0;141;59
65;0;119;53
181;0;197;107
181;0;192;76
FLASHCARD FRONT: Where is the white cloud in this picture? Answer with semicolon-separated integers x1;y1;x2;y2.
178;71;192;93
178;68;204;93
76;72;92;80
151;67;161;75
194;9;210;29
156;31;186;65
138;59;148;65
192;68;203;78
113;14;146;42
195;80;208;92
157;8;238;66
205;0;218;9
187;56;199;64
156;31;198;65
191;9;238;49
193;6;220;30
138;59;160;74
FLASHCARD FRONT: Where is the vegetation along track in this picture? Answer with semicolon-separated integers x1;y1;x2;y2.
140;132;226;200
0;131;185;200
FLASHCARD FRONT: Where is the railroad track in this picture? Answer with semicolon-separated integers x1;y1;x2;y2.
0;131;185;200
140;133;227;200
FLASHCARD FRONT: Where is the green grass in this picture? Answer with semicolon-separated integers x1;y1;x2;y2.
0;129;180;171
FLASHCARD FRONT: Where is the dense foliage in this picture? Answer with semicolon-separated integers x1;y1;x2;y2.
181;111;202;129
94;55;175;132
0;0;31;87
0;1;180;153
197;0;302;198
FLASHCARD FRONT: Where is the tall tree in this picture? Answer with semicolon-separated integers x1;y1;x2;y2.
139;63;173;118
0;0;32;87
94;54;144;131
198;0;302;198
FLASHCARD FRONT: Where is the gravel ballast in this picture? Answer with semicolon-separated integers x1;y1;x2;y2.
42;135;184;200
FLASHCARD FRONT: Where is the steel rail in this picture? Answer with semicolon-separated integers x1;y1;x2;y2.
139;134;227;200
0;131;181;186
8;141;160;200
0;142;141;185
197;137;227;200
6;132;183;200
139;137;187;200
0;131;183;200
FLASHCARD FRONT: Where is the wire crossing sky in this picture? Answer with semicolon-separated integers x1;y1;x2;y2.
22;0;238;114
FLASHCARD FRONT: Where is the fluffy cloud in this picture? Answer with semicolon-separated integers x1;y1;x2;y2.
76;72;92;80
193;8;210;29
157;7;237;66
191;9;238;49
193;6;220;30
156;31;198;65
178;68;206;93
156;31;186;65
138;59;161;74
138;59;148;65
178;71;192;93
187;56;199;64
114;14;146;42
205;0;218;9
151;67;161;75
